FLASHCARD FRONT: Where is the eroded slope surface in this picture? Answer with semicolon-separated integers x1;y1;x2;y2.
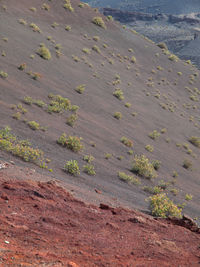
0;170;199;266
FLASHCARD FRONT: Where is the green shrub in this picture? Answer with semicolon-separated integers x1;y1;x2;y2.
75;84;85;94
131;154;157;179
168;54;178;62
64;160;80;175
189;136;200;148
63;0;74;12
183;159;192;169
92;16;106;29
113;89;124;100
12;112;21;120
66;114;78;127
170;188;179;196
66;136;84;152
149;130;160;140
92;45;101;54
83;155;94;163
157;42;168;50
143;186;163;194
65;25;72;31
42;3;50;11
172;171;178;178
51;22;59;28
30;23;41;33
152;160;161;170
82;48;91;54
125;102;131;108
128;150;134;155
118;171;140;185
34;100;46;108
0;71;8;79
48;94;71;113
83;164;96;175
120;136;133;147
79;3;85;8
114;112;122;120
105;153;112;159
37;44;51;60
70;105;79;112
149;193;182;218
57;133;67;146
0;127;44;164
107;15;113;21
18;63;26;71
57;135;83;152
131;56;136;63
185;194;193;201
93;36;100;41
145;145;154;152
17;104;27;114
27;121;40;130
30;7;37;12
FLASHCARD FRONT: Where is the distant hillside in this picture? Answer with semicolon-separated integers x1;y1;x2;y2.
85;0;200;15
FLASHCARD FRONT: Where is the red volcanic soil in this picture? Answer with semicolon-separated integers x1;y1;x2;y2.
0;169;199;266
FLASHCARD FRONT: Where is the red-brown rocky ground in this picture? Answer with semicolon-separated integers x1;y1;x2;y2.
0;164;199;267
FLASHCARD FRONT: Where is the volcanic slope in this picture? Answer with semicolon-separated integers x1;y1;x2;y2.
0;0;200;223
0;173;199;266
85;0;200;15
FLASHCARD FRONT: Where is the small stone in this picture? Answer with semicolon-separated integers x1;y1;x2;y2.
95;189;102;194
4;240;9;244
67;262;80;267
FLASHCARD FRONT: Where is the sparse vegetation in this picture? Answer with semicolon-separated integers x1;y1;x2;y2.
64;160;80;176
143;186;163;195
149;193;182;218
42;3;50;11
185;194;193;201
18;19;27;25
66;114;78;127
63;0;74;12
131;155;157;179
75;84;85;94
118;172;140;185
83;164;96;176
114;112;122;120
30;23;41;33
105;153;112;159
149;130;160;140
168;54;179;62
57;134;84;152
189;136;200;148
113;89;124;100
120;136;133;147
27;121;40;130
125;102;131;108
92;17;106;29
157;42;168;50
131;56;136;63
37;44;51;60
152;160;161;171
0;127;44;164
183;159;192;169
145;145;154;152
18;63;26;71
65;25;71;31
0;71;8;79
92;45;101;54
83;155;94;163
48;94;71;113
